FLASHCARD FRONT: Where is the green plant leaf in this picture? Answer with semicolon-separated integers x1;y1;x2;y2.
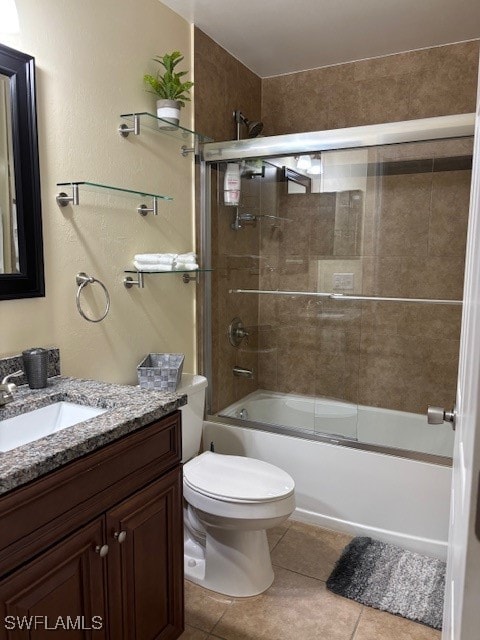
144;50;193;101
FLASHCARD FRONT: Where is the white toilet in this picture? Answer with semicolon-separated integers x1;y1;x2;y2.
177;374;295;597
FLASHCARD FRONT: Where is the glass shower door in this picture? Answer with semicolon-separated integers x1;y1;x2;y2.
208;130;473;460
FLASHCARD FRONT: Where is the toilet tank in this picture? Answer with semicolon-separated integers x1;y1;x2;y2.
176;374;208;462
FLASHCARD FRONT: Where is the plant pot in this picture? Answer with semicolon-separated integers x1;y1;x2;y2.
156;99;181;129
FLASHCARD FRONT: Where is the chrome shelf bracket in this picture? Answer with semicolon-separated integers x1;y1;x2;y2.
118;115;140;137
182;272;198;284
181;136;200;157
56;184;80;207
137;197;158;216
118;113;207;156
123;272;145;289
181;144;195;157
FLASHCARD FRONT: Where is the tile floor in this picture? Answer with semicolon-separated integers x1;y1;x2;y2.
180;520;442;640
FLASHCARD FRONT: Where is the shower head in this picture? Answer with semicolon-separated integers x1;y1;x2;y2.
247;119;263;138
234;109;264;140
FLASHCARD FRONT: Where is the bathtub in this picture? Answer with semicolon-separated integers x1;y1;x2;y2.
205;389;453;559
218;389;455;458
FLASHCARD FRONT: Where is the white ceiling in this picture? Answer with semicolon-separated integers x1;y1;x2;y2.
160;0;480;77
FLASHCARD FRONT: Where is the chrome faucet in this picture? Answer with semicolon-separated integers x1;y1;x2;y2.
0;370;23;406
233;366;254;379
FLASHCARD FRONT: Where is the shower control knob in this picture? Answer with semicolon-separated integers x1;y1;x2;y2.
228;318;250;347
427;405;456;430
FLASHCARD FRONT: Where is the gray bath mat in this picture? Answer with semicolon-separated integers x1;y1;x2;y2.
326;537;446;629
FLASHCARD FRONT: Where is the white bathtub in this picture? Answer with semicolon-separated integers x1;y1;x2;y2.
219;389;455;457
207;389;453;559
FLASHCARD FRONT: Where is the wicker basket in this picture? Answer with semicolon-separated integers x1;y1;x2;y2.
137;353;184;391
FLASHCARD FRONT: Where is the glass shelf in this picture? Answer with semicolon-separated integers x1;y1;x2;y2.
56;181;172;214
57;181;172;200
119;112;213;154
123;268;213;289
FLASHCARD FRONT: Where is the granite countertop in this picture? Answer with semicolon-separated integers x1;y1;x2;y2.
0;376;187;495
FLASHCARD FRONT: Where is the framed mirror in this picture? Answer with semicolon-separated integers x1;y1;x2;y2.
0;42;44;300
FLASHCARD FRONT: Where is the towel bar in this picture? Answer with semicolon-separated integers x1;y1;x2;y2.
228;289;462;305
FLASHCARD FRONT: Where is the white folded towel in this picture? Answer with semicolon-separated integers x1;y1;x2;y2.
175;262;199;271
134;253;177;265
177;252;197;263
133;260;174;272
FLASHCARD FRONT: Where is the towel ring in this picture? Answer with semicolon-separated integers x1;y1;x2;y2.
75;272;110;323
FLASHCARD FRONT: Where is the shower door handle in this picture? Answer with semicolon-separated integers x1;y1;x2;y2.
427;405;456;430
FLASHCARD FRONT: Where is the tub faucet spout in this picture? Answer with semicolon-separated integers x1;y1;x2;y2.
233;366;253;379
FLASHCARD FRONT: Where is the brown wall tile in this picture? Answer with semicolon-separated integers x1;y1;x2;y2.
429;171;471;257
262;41;479;134
196;32;475;426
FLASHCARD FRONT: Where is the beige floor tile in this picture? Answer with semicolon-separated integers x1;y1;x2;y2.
270;520;352;581
179;625;209;639
266;521;291;551
212;566;361;640
185;580;233;633
353;607;442;640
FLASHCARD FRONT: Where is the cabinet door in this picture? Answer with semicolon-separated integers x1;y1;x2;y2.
0;519;107;639
106;467;183;640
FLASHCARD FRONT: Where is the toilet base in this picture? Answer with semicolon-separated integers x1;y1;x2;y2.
184;525;274;597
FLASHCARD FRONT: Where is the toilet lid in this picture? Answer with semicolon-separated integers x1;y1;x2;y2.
183;451;295;502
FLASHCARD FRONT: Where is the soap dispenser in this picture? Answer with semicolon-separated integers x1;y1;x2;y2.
224;162;241;206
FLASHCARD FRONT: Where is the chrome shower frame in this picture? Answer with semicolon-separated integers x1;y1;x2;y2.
198;113;476;462
206;113;474;162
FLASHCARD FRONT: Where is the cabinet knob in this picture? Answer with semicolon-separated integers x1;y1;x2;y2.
114;530;127;544
95;544;109;557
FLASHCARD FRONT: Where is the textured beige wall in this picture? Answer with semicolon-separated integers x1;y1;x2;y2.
0;0;195;384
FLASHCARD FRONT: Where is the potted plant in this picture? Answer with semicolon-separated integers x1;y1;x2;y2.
143;50;193;129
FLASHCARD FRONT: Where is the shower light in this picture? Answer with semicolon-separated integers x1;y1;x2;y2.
0;0;19;33
296;155;311;171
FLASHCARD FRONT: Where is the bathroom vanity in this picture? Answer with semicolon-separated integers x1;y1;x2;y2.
0;377;186;639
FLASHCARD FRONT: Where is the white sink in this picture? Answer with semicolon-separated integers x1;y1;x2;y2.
0;401;107;453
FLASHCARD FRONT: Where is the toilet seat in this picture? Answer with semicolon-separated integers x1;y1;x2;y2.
183;451;295;503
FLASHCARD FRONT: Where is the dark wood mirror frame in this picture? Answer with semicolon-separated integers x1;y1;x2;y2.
0;43;44;300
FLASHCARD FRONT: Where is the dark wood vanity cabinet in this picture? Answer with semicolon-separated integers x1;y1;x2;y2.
0;519;109;639
0;411;184;640
107;470;183;640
